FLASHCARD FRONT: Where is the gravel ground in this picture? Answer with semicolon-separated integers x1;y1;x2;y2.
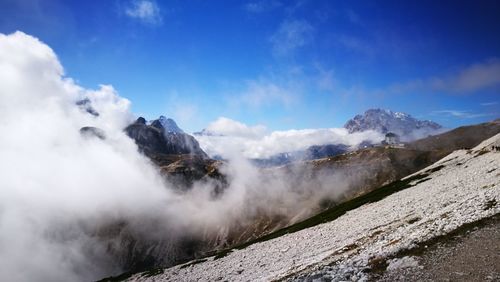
376;215;500;282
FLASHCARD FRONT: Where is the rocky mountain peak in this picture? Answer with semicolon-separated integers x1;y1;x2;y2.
125;116;207;159
76;98;99;117
344;108;442;140
136;117;147;125
151;116;184;133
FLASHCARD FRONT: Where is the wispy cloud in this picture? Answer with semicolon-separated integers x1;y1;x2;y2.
204;117;267;138
244;0;282;13
237;79;297;108
124;0;162;25
480;101;498;106
336;35;374;56
431;58;500;93
270;19;314;56
315;67;337;93
431;110;494;119
389;58;500;95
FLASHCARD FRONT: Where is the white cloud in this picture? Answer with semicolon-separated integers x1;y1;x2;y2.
270;19;314;56
0;31;167;281
124;0;162;25
244;0;282;13
197;117;383;159
204;117;267;138
431;110;494;119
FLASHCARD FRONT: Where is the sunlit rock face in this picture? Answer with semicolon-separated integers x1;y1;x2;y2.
344;108;442;141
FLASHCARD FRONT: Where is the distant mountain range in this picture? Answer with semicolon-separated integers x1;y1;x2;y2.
251;144;350;167
251;109;444;166
78;103;443;168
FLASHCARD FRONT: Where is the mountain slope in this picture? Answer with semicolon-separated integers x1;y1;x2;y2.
407;119;500;151
126;133;500;282
96;119;499;280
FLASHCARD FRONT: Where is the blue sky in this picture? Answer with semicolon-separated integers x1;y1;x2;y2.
1;0;499;132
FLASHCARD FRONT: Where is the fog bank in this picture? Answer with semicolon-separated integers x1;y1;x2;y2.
0;31;362;281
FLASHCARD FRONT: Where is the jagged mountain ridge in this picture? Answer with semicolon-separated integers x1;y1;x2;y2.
151;116;184;134
344;108;442;139
125;116;207;158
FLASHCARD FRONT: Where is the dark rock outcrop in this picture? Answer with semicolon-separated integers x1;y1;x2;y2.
124;117;207;158
80;126;106;140
76;98;99;117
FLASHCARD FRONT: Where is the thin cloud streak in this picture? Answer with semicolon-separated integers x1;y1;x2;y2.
389;58;500;94
270;19;314;56
480;101;498;106
244;0;282;13
124;0;162;25
431;110;495;119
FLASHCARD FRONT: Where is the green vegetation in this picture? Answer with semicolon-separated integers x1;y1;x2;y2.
179;258;208;269
96;272;133;282
141;268;164;278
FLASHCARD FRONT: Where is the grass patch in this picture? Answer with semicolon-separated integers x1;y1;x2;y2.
213;249;232;260
425;165;445;173
407;217;421;224
141;268;164;278
96;272;133;282
484;199;497;210
474;150;489;157
179;258;208;269
366;256;388;273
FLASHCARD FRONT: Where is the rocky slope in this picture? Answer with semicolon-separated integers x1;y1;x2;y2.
408;118;500;151
125;133;500;282
124;117;225;189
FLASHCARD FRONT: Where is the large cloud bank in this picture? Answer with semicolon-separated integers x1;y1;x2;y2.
197;117;383;159
0;31;364;282
0;31;176;281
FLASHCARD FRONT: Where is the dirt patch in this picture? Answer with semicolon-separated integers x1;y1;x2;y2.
376;214;500;281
